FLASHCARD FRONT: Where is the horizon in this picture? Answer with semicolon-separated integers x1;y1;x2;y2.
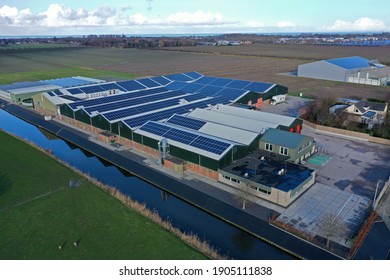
1;1;389;36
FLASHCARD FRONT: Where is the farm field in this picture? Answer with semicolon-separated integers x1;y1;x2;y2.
0;131;207;260
0;46;389;101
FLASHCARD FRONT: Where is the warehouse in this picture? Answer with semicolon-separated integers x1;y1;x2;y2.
1;77;103;103
297;56;390;85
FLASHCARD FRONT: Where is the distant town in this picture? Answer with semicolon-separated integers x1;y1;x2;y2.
1;32;390;49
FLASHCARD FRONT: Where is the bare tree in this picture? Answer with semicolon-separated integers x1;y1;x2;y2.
234;182;253;210
317;213;347;248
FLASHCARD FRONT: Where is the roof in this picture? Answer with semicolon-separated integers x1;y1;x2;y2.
210;104;297;127
325;56;370;70
260;128;311;149
135;121;236;160
221;150;314;192
187;108;278;133
355;100;387;113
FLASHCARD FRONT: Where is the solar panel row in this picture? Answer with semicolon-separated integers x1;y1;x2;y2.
103;93;207;122
116;80;146;91
192;76;273;92
123;96;226;129
84;90;186;115
68;87;169;110
166;114;206;131
139;121;231;155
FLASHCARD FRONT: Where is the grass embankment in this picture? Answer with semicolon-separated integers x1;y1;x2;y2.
0;131;207;260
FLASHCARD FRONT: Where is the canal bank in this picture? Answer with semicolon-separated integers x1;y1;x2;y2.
0;100;340;259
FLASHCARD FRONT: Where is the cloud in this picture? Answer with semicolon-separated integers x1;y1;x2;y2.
325;17;386;31
165;10;226;26
245;20;265;28
0;4;233;30
276;21;296;28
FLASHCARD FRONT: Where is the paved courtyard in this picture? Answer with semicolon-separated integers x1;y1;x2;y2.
277;183;371;248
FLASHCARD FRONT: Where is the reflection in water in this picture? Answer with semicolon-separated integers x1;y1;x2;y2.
0;109;295;260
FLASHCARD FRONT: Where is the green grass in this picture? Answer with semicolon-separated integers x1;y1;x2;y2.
0;131;207;260
0;67;135;85
0;44;75;50
0;48;138;84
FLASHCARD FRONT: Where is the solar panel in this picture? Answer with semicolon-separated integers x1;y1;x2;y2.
209;78;233;87
47;91;55;97
164;73;194;82
138;122;231;155
116;80;146;91
123;100;211;128
84;90;186;114
189;136;230;155
150;76;171;85
194;76;217;85
180;83;205;93
136;78;160;88
225;79;251;89
80;85;105;94
53;89;63;96
164;81;188;91
215;88;247;101
243;82;273;93
183;72;203;79
167;115;206;130
99;83;123;91
67;88;83;95
197;85;223;95
139;121;171;136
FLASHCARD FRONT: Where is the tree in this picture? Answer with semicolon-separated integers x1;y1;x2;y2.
234;182;253;210
317;213;347;248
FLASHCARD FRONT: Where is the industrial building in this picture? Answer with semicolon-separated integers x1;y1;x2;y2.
0;77;103;103
297;56;390;86
219;150;315;207
26;71;314;206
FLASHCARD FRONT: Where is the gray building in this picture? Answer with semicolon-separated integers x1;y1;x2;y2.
297;56;390;86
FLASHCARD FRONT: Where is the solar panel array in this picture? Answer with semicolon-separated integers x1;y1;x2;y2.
166;114;206;130
102;93;208;122
84;90;186;115
123;96;228;129
139;121;231;155
68;87;168;110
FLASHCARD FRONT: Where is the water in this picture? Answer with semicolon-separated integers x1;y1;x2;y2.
0;109;294;259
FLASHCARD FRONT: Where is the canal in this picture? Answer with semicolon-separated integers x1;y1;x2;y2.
0;109;296;260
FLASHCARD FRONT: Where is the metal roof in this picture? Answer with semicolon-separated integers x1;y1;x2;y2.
187;108;278;133
260;128;311;149
210;104;297;127
325;56;370;70
135;121;236;160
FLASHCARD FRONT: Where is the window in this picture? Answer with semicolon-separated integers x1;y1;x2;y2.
265;143;273;151
280;146;289;156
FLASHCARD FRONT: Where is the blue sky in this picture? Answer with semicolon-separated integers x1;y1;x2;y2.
1;0;389;35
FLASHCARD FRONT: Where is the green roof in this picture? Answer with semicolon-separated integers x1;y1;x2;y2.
261;128;310;149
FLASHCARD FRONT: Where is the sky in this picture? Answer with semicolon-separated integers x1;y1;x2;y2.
0;0;389;36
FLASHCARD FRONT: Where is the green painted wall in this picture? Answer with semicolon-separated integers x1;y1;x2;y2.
59;104;74;118
91;115;110;131
236;85;289;104
259;135;314;163
11;92;40;103
74;109;91;125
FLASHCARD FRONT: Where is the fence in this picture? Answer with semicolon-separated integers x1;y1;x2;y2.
303;120;390;146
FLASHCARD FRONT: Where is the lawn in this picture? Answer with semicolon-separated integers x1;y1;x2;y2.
0;131;207;260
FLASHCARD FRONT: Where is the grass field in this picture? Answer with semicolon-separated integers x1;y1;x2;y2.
0;131;207;260
0;46;388;101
